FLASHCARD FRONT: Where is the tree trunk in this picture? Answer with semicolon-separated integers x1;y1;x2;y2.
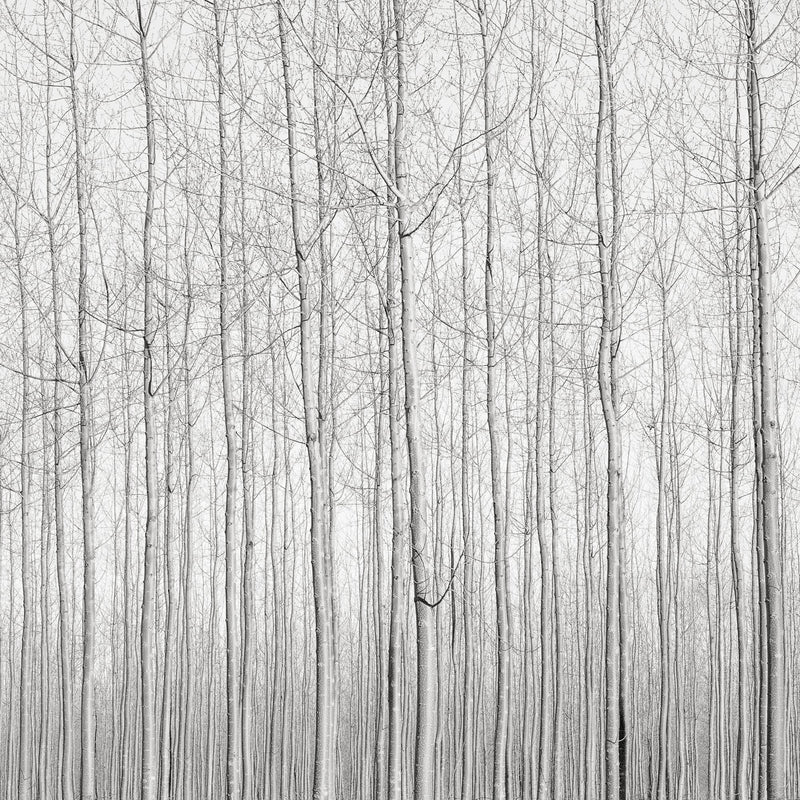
212;4;242;798
69;3;97;796
478;3;509;797
137;6;159;800
745;4;785;798
390;1;438;797
593;0;627;797
277;5;336;797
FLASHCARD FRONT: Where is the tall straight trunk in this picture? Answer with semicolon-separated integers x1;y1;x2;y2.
534;175;554;800
593;0;626;797
212;3;242;798
69;3;97;796
15;148;33;800
654;289;672;800
384;79;407;800
204;492;220;800
522;327;536;800
528;70;557;800
137;6;159;800
745;3;785;798
372;313;388;800
380;2;407;795
159;223;180;800
478;2;509;796
121;328;137;800
3;487;13;800
180;222;196;800
233;20;255;800
38;369;53;800
548;239;564;800
45;11;74;795
311;6;338;777
267;337;283;800
457;104;475;800
276;6;336;797
578;263;599;800
728;97;749;800
390;0;438;796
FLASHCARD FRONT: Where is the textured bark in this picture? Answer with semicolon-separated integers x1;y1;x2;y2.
654;287;672;800
180;234;196;800
384;44;407;800
213;3;242;798
15;145;33;800
44;18;74;796
593;0;627;797
137;7;159;800
235;18;255;800
457;113;475;800
390;1;438;797
478;2;509;796
277;5;336;797
745;4;785;798
69;3;97;796
728;120;749;800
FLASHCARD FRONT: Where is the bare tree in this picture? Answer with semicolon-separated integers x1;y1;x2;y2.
136;5;159;799
212;3;242;798
745;2;785;799
276;4;337;796
592;0;627;797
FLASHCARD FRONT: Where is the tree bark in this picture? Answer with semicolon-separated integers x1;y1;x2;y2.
212;4;242;798
276;5;336;797
745;4;785;798
593;0;627;797
69;3;97;796
137;6;159;800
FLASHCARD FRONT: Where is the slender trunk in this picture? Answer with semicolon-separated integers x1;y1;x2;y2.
276;6;336;797
478;3;509;796
745;4;785;798
235;20;255;800
137;6;159;799
593;0;626;797
390;1;438;796
729;97;749;800
212;4;242;798
45;13;74;795
181;228;196;800
70;4;97;796
15;149;33;800
380;4;407;797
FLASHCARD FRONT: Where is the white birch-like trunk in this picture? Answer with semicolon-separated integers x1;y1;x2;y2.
277;5;336;797
69;4;97;796
137;6;159;800
213;4;242;798
745;4;785;798
593;0;627;797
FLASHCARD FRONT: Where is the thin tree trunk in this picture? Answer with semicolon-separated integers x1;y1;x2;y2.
137;6;159;799
234;19;255;800
14;135;33;800
593;0;626;797
276;6;336;797
390;1;438;796
212;3;243;798
45;13;75;795
745;4;785;798
477;3;509;796
69;3;97;796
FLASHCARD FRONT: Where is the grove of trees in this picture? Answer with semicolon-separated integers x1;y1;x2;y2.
0;0;798;797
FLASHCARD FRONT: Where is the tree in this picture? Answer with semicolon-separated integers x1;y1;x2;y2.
745;1;785;798
592;0;628;797
136;4;159;799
